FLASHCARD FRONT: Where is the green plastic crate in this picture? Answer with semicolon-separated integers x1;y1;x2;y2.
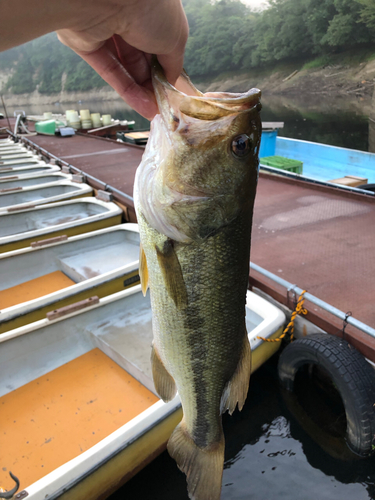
260;155;303;174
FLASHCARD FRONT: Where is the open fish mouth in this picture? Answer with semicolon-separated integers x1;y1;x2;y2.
151;57;261;123
134;57;262;243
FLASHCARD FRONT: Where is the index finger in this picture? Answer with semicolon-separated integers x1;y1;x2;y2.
155;10;188;85
77;43;158;120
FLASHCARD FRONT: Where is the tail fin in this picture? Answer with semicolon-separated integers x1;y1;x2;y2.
167;421;224;500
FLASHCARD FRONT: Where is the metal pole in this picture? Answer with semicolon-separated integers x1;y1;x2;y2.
250;262;375;339
1;95;11;131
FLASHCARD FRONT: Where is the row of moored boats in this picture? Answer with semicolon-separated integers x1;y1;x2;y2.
0;136;286;499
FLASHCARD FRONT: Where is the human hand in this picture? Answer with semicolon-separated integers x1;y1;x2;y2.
57;0;188;120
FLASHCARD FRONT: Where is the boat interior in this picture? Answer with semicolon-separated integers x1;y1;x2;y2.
0;226;140;310
0;152;33;160
0;158;43;167
0;165;60;178
0;182;92;209
0;200;118;238
0;173;70;188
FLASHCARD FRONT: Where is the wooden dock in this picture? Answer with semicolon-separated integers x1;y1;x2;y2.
1;119;375;360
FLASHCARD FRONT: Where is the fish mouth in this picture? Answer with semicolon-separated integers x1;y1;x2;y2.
151;57;261;123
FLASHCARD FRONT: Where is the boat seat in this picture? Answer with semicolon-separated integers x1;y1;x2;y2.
0;349;158;492
57;243;139;282
0;271;76;309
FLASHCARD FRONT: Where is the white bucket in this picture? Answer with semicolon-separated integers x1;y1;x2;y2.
91;113;102;128
66;110;78;124
102;114;112;126
79;109;91;120
68;111;81;129
81;119;93;129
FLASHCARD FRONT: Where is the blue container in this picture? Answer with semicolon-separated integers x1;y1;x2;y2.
259;130;277;158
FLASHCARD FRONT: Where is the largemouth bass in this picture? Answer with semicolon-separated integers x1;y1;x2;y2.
134;59;261;500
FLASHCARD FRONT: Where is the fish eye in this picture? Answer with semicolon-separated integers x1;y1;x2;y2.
231;134;252;159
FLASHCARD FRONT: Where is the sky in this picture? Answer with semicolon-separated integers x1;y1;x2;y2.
240;0;268;10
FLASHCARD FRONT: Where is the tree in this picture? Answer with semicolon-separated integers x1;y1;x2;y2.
322;0;372;47
355;0;375;30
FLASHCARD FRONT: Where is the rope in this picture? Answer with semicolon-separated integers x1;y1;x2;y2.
257;290;308;343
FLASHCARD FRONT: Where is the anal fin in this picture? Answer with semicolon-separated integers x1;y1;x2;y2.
221;330;251;415
139;242;149;296
168;420;224;500
155;238;187;309
151;343;177;402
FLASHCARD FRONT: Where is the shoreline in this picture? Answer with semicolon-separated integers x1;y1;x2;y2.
1;57;375;108
1;59;373;125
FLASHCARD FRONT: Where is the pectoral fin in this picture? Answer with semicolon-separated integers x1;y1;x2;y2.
139;243;149;296
220;330;251;415
151;343;177;402
155;239;188;309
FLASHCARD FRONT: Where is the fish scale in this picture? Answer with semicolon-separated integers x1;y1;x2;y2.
140;209;251;442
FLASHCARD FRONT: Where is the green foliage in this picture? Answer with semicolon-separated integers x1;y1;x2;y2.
322;0;373;46
355;0;375;30
65;60;106;91
183;0;375;77
302;0;337;49
0;33;108;94
302;54;333;70
6;55;36;94
0;46;21;70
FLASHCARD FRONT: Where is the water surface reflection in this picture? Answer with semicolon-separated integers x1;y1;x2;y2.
5;94;373;153
113;358;375;500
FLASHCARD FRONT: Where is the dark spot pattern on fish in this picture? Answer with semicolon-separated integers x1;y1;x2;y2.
182;251;212;448
183;304;205;331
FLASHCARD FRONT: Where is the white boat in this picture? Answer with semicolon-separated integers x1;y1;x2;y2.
0;157;46;167
0;142;43;167
0;180;93;213
0;285;285;499
0;224;140;333
0;150;35;160
0;172;71;188
0;197;122;253
0;164;61;179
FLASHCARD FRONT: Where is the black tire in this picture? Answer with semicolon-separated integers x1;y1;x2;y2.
278;333;375;457
357;183;375;192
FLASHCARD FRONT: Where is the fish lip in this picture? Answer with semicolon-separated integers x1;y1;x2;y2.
151;56;261;121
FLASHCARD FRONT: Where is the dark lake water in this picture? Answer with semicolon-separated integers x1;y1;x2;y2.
113;356;375;500
5;93;375;499
5;93;373;153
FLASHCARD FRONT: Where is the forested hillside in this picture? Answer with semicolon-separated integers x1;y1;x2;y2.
1;0;374;95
